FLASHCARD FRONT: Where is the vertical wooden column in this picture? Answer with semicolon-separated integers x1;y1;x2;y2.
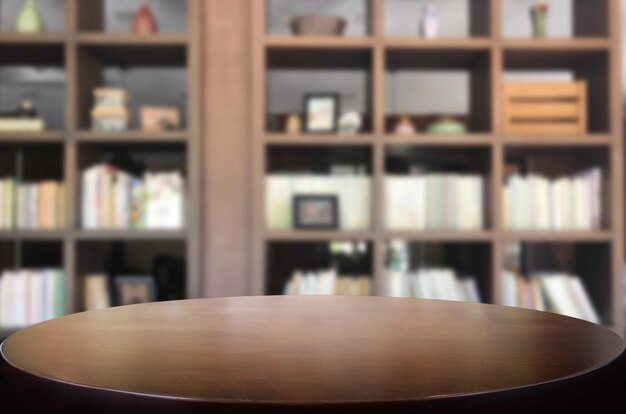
202;0;253;297
490;0;504;305
608;0;624;333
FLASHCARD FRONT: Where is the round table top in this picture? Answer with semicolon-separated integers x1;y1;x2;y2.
1;296;624;407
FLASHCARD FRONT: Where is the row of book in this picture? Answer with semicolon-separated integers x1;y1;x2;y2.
0;269;65;328
266;175;371;230
386;268;482;302
385;175;484;230
503;169;602;231
282;269;372;296
503;270;600;324
0;179;65;230
81;163;185;230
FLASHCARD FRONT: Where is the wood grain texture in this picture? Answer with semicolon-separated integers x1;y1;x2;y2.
1;296;624;411
202;0;253;297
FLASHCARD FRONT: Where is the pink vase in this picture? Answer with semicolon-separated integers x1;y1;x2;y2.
132;4;158;34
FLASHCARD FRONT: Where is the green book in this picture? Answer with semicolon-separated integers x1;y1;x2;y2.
53;269;65;318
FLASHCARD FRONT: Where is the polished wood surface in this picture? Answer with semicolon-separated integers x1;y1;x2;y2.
1;296;624;411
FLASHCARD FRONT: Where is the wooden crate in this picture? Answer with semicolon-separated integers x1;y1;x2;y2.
503;82;587;134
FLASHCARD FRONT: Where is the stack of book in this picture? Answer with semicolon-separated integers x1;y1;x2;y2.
0;178;65;230
266;175;371;230
503;168;602;230
385;268;482;302
81;163;185;230
282;269;372;296
503;270;600;324
0;269;65;328
385;175;484;230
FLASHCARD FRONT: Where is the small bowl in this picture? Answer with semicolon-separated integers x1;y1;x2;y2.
289;14;347;36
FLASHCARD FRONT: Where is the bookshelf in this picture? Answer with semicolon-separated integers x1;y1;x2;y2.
0;0;201;338
251;0;624;334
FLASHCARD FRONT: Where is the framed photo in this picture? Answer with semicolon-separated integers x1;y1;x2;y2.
114;276;157;306
293;195;339;230
303;93;339;133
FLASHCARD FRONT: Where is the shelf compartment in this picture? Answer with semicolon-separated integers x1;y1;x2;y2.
77;0;189;34
77;142;187;232
76;45;187;130
0;0;66;34
266;240;373;295
503;241;612;326
504;48;610;134
266;145;372;232
385;145;492;230
76;240;186;311
384;240;492;303
385;47;492;134
385;0;491;38
266;47;373;134
504;146;610;231
0;46;66;131
502;0;609;39
266;0;371;37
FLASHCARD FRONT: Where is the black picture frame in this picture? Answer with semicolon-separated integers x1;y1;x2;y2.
293;195;340;230
303;93;339;133
114;276;157;306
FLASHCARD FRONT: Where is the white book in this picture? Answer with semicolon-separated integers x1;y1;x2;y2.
568;276;600;324
145;172;185;229
13;271;27;327
460;277;481;303
0;272;8;326
84;274;112;311
28;271;44;325
503;270;518;307
538;273;584;320
81;165;99;229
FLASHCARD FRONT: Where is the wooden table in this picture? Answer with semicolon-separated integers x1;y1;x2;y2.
1;296;624;413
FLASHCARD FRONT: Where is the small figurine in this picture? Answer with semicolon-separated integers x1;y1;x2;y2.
132;3;159;34
338;111;362;135
285;114;302;134
531;3;549;38
17;99;38;118
420;3;439;39
16;0;45;33
394;115;416;136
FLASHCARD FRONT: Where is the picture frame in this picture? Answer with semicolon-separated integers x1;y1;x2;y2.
303;93;339;133
293;195;340;230
114;276;157;306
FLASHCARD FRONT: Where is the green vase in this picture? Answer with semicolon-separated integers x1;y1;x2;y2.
531;10;547;38
16;0;45;33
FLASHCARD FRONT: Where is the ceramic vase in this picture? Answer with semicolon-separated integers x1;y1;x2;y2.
531;4;548;38
16;0;44;33
132;3;159;34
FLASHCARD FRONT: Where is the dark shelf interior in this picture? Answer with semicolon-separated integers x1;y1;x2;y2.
75;240;186;310
389;241;492;303
267;145;372;175
0;143;64;181
506;241;612;325
266;240;373;295
386;48;492;133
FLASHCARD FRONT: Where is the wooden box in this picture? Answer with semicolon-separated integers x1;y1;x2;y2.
503;82;587;134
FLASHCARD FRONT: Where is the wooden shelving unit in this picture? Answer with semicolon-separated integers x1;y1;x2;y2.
0;0;201;340
252;0;624;334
